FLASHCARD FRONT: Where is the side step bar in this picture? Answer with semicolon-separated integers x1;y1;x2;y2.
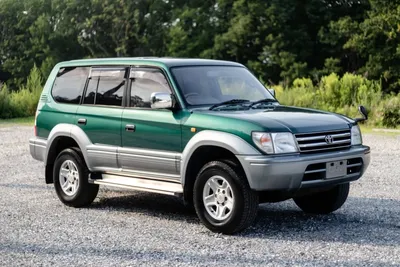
89;174;183;197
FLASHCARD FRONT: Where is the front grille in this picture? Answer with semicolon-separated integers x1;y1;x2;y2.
295;129;351;153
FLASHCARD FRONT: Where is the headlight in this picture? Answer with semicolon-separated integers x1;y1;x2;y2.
252;132;298;154
351;125;362;145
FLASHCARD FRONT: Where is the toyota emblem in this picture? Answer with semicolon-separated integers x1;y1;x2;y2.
325;135;334;144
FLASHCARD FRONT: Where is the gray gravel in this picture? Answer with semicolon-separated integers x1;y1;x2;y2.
0;126;399;267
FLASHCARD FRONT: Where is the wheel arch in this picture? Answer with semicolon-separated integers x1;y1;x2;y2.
44;124;92;184
180;130;260;203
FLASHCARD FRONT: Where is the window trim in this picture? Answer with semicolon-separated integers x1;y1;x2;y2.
81;66;129;108
127;66;179;110
50;66;90;105
89;67;127;79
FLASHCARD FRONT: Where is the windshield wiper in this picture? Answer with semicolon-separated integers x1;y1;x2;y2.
248;98;278;109
209;99;250;110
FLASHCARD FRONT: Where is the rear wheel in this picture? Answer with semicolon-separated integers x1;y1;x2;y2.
53;148;99;207
293;183;350;214
193;160;258;234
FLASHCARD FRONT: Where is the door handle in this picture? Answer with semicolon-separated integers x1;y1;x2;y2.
125;124;136;132
77;118;87;125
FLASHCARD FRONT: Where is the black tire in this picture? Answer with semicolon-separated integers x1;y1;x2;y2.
193;160;258;234
53;148;99;207
293;183;350;214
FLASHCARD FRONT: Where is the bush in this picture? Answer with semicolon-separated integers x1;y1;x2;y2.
0;65;43;119
275;72;398;128
0;83;12;119
381;95;400;128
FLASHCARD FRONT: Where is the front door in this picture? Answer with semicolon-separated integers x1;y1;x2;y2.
76;67;128;170
120;68;182;180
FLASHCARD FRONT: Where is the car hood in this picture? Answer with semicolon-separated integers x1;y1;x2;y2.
193;105;353;134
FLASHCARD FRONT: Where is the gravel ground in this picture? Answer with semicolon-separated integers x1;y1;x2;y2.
0;126;399;267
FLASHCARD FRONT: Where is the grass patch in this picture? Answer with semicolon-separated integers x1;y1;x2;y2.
0;116;35;126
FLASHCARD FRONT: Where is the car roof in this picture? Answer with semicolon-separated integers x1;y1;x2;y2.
58;57;244;68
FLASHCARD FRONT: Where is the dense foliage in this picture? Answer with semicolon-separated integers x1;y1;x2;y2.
276;74;400;128
0;66;42;118
1;0;400;92
0;0;399;127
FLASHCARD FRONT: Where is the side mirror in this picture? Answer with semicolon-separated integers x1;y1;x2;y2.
268;88;276;98
354;105;368;123
150;92;173;109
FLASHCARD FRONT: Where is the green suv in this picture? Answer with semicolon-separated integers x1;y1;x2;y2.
30;58;370;234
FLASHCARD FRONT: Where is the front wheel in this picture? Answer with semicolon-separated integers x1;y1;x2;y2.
193;160;258;234
293;183;350;214
53;148;99;207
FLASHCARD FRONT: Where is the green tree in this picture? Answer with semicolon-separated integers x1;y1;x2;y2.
0;0;44;89
1;0;399;94
210;0;367;86
75;0;173;57
165;0;233;58
323;0;400;93
0;0;87;89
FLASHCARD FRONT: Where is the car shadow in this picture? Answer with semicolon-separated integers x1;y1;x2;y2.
88;189;400;246
90;189;198;223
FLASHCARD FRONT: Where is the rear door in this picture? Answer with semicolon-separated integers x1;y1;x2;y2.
76;67;128;170
120;67;182;180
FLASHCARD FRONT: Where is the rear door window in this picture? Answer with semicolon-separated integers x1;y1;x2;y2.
83;68;127;106
52;67;89;104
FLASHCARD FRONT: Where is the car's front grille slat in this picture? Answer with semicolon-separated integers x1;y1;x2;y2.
347;162;362;168
295;129;351;153
298;139;350;148
304;168;326;174
296;132;350;142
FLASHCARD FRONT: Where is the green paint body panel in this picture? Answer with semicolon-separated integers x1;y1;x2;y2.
190;106;352;134
37;103;78;138
181;112;265;151
35;57;354;154
121;109;184;151
76;105;123;146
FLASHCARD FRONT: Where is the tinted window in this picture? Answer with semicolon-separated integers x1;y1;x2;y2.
83;68;126;106
129;69;171;108
83;77;98;105
96;77;125;106
52;67;89;104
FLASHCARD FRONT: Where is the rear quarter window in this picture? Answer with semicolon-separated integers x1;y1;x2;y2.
51;67;89;104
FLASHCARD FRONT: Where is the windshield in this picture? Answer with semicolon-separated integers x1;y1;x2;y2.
170;66;275;107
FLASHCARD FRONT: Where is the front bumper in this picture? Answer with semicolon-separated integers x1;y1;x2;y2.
237;145;370;191
29;137;47;162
